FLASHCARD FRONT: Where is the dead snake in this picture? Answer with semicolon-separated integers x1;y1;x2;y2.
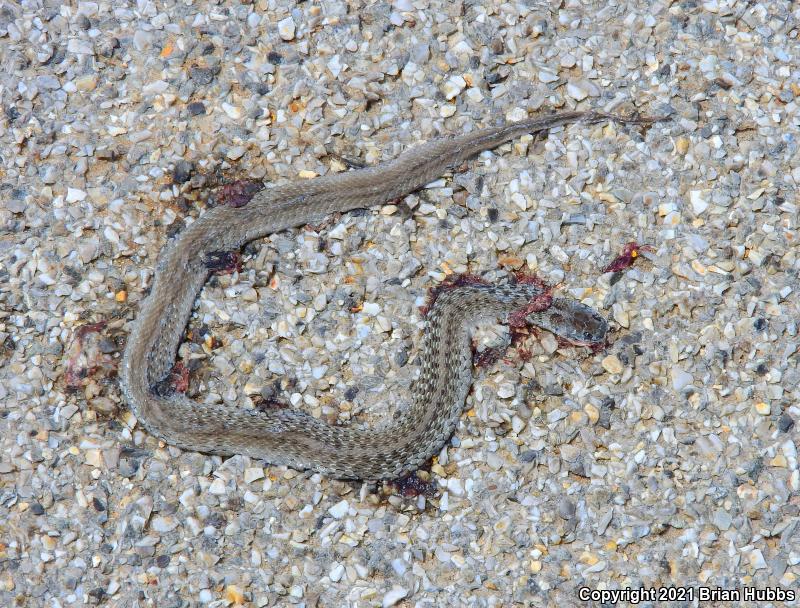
119;109;660;479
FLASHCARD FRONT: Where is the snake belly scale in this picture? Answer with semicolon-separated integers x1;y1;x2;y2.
119;109;658;480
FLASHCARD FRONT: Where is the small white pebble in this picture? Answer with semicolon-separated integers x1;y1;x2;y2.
226;146;246;160
497;383;515;399
278;16;295;41
222;103;242;120
539;69;559;83
151;515;178;533
382;586;408;608
66;188;87;203
208;478;227;495
442;75;466;100
328;499;349;519
244;467;264;483
671;368;693;391
446;477;464;496
749;549;767;570
690;190;708;214
329;563;344;582
566;81;588;101
362;302;381;316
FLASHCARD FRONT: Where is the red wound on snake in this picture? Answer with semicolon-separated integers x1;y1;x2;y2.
512;271;550;290
254;397;290;411
508;292;553;328
508;273;553;329
204;251;242;274
152;361;189;396
420;274;489;316
170;362;190;393
217;180;263;208
602;242;654;273
387;470;438;498
472;345;504;369
504;272;554;360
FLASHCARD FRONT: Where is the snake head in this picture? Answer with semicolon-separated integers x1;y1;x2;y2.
528;297;608;346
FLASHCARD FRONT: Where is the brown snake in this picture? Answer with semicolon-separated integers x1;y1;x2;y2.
120;109;662;480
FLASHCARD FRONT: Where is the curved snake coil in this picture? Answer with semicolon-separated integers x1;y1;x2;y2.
120;110;660;479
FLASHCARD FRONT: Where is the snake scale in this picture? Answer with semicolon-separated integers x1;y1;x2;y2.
120;109;660;480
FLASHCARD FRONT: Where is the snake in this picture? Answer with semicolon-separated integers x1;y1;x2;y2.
119;109;661;480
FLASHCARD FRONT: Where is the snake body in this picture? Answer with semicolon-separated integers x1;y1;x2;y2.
120;110;656;479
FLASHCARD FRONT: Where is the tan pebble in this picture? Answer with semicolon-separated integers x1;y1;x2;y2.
691;259;707;275
530;560;542;573
122;411;137;428
770;454;787;468
658;202;675;217
115;290;127;302
580;551;599;565
584;403;600;424
755;402;771;415
84;449;104;468
225;586;244;604
199;551;220;567
601;355;624;375
674;137;690;155
736;484;758;501
613;308;630;328
76;75;98;91
243;382;261;395
498;255;524;269
330;159;347;172
90;396;116;415
570;411;588;425
493;516;511;533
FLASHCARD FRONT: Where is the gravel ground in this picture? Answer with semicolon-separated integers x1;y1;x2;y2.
2;0;799;606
